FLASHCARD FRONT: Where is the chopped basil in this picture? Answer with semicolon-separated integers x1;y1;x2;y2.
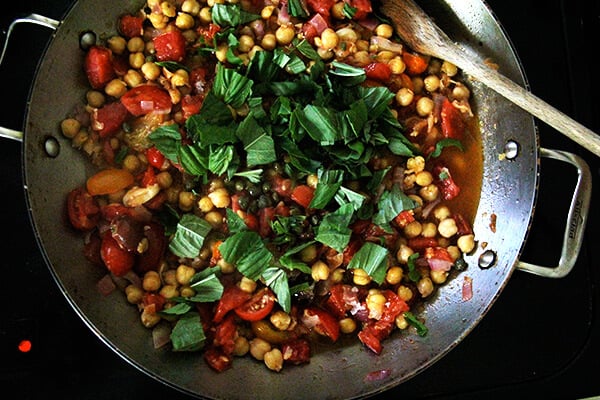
262;267;291;313
219;231;273;280
404;311;429;337
429;138;464;158
347;242;389;285
211;3;260;28
170;312;206;351
315;203;354;253
169;214;213;258
373;184;419;225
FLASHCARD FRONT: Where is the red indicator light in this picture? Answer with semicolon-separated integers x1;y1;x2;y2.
18;339;32;353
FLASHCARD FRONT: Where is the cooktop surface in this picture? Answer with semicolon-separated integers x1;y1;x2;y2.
1;0;598;399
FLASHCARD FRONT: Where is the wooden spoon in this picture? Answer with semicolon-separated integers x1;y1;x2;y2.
379;0;600;157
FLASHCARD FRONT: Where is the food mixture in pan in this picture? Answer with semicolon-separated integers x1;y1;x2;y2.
62;0;481;372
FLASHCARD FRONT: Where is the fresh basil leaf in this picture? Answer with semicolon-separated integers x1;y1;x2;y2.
404;311;428;336
219;231;273;280
211;3;260;28
189;270;224;302
233;168;263;183
372;184;418;225
334;186;366;210
159;302;192;316
279;241;314;274
296;105;341;145
169;213;213;258
286;0;309;17
429;138;464;158
315;203;354;252
236;116;277;167
155;60;189;72
262;267;291;313
208;144;235;175
170;312;206;351
346;242;389;284
149;124;183;163
225;208;248;234
213;63;253;108
407;252;421;282
292;38;319;60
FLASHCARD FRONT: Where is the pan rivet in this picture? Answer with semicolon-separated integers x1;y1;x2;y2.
44;136;60;158
79;31;97;50
478;250;497;269
504;140;519;160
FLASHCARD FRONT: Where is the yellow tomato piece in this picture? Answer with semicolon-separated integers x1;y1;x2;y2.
86;168;135;195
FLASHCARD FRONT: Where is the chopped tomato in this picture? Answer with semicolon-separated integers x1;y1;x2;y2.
358;290;408;354
67;187;101;231
153;30;186;62
407;236;439;252
402;52;429;75
440;97;465;139
302;307;340;342
100;232;135;277
325;283;360;319
209;240;223;267
118;14;144;38
453;213;473;235
204;347;233;372
394;210;415;228
258;206;276;238
84;45;115;89
145;146;165;169
181;94;204;120
92;102;129;137
291;184;315;208
425;247;454;272
364;62;392;81
120;85;172;116
433;164;461;200
301;22;319;43
213;285;251;323
342;238;362;265
281;338;311;365
197;23;221;43
86;168;135;196
347;0;372;20
213;314;238;355
271;175;293;197
234;288;276;321
306;0;335;17
142;292;166;312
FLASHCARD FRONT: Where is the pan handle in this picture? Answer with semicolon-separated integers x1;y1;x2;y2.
0;13;60;142
517;148;592;278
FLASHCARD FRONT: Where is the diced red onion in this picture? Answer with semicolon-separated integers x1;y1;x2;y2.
370;36;403;53
364;369;392;382
427;258;453;271
97;274;116;296
462;276;473;301
307;13;329;35
152;323;172;349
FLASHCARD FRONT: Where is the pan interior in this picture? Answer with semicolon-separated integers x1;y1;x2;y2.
21;1;538;398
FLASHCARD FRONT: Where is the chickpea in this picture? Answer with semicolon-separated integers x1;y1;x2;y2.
178;191;196;211
205;210;224;228
233;336;250;356
453;84;471;100
176;264;196;285
457;234;476;254
86;90;105;108
339;317;357;334
249;338;271;360
217;258;235;274
438;217;458;238
127;37;145;53
396;243;414;264
155;171;173;189
415;170;433;186
60;118;81;139
417;277;434;298
430;269;448;285
107;36;127;54
176;12;195;30
275;25;295;45
375;23;394;38
336;27;358;42
441;60;458;77
388;56;406;74
182;0;201;15
329;268;345;284
395;314;409;330
270;310;292;331
264;348;284;372
143;271;161;292
397;285;414;302
416;96;434;116
124;69;144;87
207;187;231;208
261;33;277;51
311;260;330;282
423;75;440;92
162;269;177;285
237;34;255;53
433;205;451;221
239;276;257;293
122;154;142;173
407;156;425;173
366;292;387;319
160;284;179;299
141;62;161;81
125;284;144;304
404;220;422;238
198;7;212;24
105;79;127;98
386;266;403;285
261;5;276;19
331;2;346;19
299;243;317;263
419;184;439;202
395;87;414;107
141;308;161;328
129;52;146;69
421;222;437;238
352;268;371;285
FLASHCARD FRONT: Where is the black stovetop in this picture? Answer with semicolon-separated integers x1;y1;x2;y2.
1;0;598;399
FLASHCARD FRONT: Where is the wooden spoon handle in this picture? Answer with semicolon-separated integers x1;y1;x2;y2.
441;47;600;157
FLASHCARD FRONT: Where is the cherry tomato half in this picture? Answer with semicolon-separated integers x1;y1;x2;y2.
234;288;276;321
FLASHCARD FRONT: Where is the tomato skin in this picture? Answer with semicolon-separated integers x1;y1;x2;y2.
302;307;340;342
120;85;172;116
258;206;276;238
145;146;166;169
364;62;392;82
196;23;221;43
402;52;429;75
118;14;144;38
181;94;204;120
92;101;129;137
440;97;465;139
407;236;439;252
213;285;252;323
432;164;461;200
84;45;115;89
306;0;335;17
271;175;293;197
67;187;101;231
153;30;186;62
100;232;135;277
358;290;408;354
86;168;135;196
290;184;315;208
204;347;233;372
347;0;372;20
234;288;276;321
